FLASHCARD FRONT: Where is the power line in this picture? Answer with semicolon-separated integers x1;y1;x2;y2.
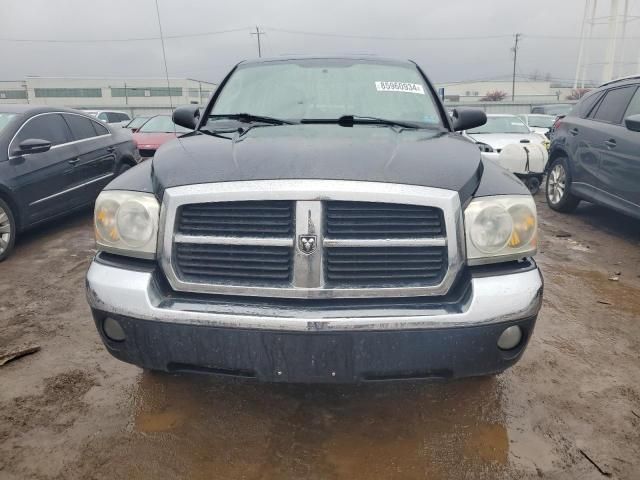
263;27;640;41
0;27;251;43
154;0;173;110
264;27;514;41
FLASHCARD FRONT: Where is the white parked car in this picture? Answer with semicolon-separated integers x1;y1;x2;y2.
463;114;548;194
83;110;131;127
517;114;556;136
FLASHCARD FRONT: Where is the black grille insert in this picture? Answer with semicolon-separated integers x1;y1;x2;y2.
178;201;294;237
175;243;292;284
325;201;444;238
325;246;447;287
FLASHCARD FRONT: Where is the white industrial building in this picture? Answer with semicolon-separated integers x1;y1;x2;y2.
436;81;562;103
0;77;216;116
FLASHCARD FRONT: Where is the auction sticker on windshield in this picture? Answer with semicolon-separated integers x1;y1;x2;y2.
375;81;425;94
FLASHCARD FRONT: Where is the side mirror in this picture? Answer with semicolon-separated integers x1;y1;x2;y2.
11;138;52;157
172;105;201;130
452;108;487;132
624;114;640;132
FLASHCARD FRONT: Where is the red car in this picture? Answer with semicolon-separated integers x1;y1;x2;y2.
132;115;191;159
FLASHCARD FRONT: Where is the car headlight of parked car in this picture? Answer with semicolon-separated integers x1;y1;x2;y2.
464;195;537;265
94;191;159;258
475;142;494;153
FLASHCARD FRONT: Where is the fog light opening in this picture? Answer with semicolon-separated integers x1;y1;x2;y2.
103;317;126;342
497;326;523;351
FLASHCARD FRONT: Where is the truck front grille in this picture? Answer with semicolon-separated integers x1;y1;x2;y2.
175;243;292;284
325;201;444;238
325;246;447;287
178;201;293;237
163;181;462;298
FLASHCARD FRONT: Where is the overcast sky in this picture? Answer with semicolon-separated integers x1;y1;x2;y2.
2;0;639;86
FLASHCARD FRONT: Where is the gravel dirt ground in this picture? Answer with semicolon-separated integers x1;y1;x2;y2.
0;196;639;480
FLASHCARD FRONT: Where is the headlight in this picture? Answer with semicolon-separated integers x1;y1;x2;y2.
95;191;159;258
464;195;537;265
476;142;494;153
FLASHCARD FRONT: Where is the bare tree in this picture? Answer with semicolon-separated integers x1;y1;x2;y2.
566;88;591;100
481;90;508;102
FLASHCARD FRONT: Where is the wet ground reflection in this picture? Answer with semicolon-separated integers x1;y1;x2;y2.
127;372;512;479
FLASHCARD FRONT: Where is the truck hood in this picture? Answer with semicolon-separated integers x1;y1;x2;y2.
151;124;483;202
465;132;545;151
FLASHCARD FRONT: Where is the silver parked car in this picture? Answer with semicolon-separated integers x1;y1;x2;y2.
517;114;556;136
83;110;131;127
463;114;547;158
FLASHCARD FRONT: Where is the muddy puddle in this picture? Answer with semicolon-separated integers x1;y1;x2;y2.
121;373;513;479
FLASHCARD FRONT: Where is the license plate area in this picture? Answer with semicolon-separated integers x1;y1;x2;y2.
268;333;354;382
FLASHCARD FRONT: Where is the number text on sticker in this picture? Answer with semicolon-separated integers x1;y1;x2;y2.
375;81;425;95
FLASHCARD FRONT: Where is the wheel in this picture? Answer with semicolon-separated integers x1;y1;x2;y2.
526;177;541;195
116;162;133;176
0;198;16;262
545;157;580;212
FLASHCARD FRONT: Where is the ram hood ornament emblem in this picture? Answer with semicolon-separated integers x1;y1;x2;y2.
298;235;317;254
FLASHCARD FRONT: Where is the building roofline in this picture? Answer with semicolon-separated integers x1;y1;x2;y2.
18;76;215;84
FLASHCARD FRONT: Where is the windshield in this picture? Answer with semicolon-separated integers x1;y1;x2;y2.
0;113;17;133
139;115;191;133
209;59;443;127
527;115;555;128
127;117;150;129
467;116;530;134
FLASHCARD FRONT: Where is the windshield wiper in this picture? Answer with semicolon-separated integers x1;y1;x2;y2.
209;113;296;125
301;115;421;129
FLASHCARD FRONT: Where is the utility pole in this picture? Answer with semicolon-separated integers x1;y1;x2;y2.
511;33;521;102
251;26;265;57
124;82;128;105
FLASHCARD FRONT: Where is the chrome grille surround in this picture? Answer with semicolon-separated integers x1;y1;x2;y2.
159;180;465;299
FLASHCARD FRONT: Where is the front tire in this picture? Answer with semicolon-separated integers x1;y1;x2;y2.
546;157;580;212
0;198;16;262
526;177;541;195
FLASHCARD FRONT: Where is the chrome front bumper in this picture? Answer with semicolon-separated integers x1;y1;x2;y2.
86;260;543;332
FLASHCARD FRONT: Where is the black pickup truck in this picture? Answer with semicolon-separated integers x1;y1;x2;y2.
86;56;542;383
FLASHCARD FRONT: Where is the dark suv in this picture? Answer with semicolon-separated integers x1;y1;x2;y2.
546;77;640;218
